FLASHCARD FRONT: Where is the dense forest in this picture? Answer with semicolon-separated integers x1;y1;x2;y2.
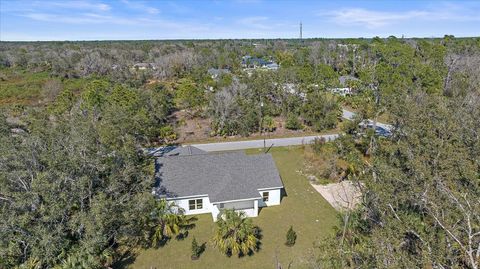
1;36;479;268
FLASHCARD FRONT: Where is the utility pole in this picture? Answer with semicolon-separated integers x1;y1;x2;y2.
299;21;303;41
260;101;265;152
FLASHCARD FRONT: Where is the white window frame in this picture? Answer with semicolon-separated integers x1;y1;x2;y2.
262;191;269;202
188;199;203;210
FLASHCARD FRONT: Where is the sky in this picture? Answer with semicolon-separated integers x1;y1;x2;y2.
1;0;480;41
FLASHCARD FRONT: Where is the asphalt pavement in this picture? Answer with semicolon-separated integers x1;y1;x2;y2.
191;134;339;152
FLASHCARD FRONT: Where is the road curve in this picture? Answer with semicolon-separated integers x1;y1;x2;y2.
190;134;339;152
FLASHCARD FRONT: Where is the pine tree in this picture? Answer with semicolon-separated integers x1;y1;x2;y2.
191;237;200;260
285;226;297;246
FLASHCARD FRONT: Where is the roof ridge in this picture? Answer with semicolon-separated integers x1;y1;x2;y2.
156;150;245;159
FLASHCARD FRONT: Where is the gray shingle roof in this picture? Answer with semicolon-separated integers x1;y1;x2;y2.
154;150;283;203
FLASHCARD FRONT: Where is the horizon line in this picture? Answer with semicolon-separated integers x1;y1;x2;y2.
1;35;478;42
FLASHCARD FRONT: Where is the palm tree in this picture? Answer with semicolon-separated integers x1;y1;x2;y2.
149;199;195;247
212;209;260;257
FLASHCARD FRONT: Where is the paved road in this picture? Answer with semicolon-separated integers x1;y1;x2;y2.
191;134;339;152
342;109;393;131
175;109;388;152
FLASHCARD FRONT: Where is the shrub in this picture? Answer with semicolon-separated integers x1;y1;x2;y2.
262;115;276;132
191;237;201;260
285;114;302;130
285;226;297;246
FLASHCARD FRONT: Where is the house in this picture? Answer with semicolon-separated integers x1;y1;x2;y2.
328;87;352;97
327;75;360;97
132;63;156;70
264;62;279;70
207;68;230;79
152;146;284;221
241;56;279;70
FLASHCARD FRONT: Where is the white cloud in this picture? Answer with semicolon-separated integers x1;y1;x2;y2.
22;12;135;25
120;0;160;15
237;16;271;29
323;8;428;28
322;4;480;29
35;1;111;12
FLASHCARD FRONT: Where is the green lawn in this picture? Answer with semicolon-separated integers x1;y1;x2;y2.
122;146;338;269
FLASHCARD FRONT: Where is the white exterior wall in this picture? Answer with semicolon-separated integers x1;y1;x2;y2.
258;188;282;207
222;200;254;210
167;187;282;221
212;199;258;221
169;195;213;215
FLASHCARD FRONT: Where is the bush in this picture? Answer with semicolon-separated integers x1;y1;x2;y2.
285;226;297;246
285;114;302;130
191;237;201;260
262;115;276;132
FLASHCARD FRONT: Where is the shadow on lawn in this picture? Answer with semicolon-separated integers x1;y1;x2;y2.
112;216;198;268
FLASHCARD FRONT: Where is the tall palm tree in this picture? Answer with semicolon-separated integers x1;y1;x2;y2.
149;199;195;247
212;209;260;257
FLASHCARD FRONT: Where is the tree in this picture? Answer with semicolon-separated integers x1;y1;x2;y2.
285;113;302;130
212;209;260;257
302;92;340;132
0;105;154;268
285;226;297;246
174;78;205;114
191;237;204;260
314;92;480;269
149;199;195;248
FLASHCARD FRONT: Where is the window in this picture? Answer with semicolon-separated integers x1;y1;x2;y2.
262;192;269;202
188;199;203;210
219;203;224;209
189;199;196;210
196;199;203;209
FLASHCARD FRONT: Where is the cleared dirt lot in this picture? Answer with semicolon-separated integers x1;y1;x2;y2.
311;180;362;211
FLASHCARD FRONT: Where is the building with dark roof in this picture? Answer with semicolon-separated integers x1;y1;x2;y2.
152;146;283;221
241;55;279;70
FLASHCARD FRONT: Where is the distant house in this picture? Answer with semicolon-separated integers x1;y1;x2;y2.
328;75;361;97
132;63;156;71
264;62;279;70
207;68;230;79
152;146;284;221
328;87;352;97
242;56;279;70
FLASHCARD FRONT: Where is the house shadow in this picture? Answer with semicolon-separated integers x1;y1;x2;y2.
280;178;288;202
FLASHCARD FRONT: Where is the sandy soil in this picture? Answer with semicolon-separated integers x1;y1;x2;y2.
311;180;362;211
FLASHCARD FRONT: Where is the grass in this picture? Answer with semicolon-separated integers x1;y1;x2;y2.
121;146;338;269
